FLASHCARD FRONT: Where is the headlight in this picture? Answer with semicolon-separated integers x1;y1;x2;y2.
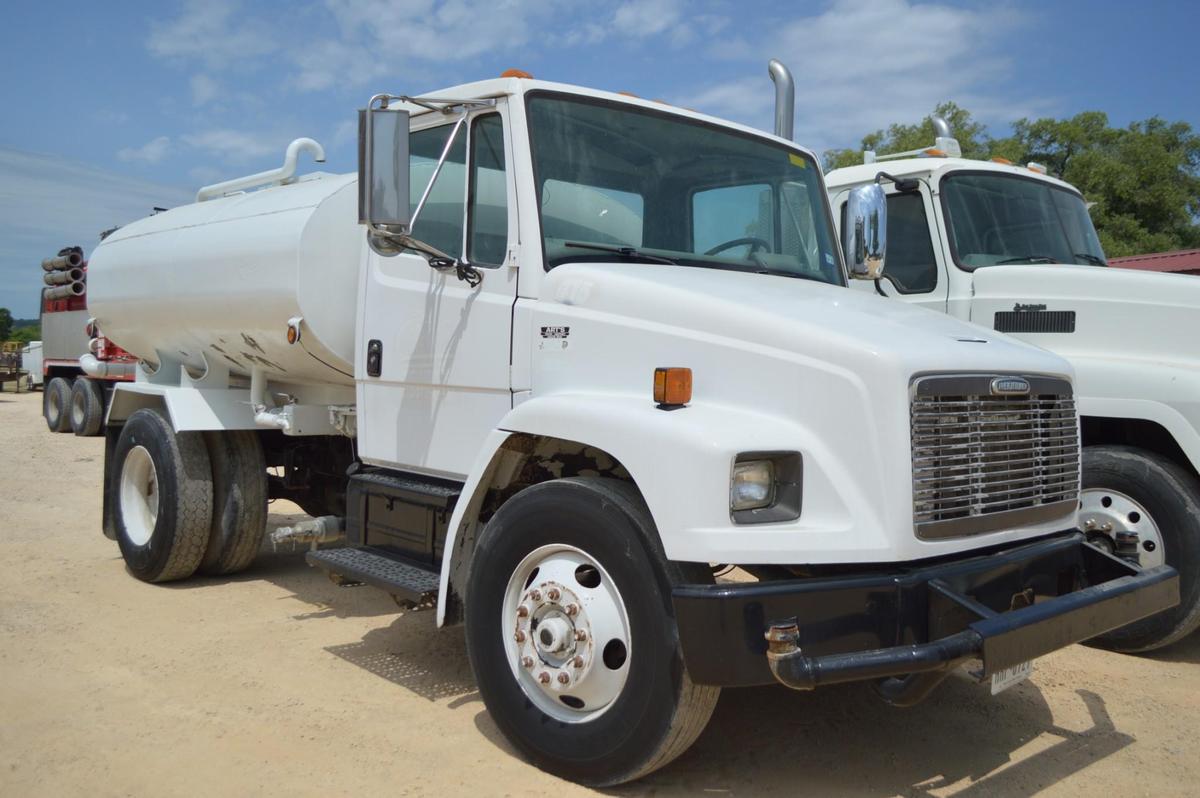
731;460;776;511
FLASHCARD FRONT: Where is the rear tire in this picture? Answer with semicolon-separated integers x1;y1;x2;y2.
199;431;267;575
112;408;212;583
464;478;719;786
44;377;71;432
1083;445;1200;652
71;377;104;437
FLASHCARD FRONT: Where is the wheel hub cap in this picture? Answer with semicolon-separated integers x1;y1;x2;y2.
503;545;631;723
1080;488;1165;569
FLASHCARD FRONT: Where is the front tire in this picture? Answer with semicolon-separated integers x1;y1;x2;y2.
70;377;104;437
1083;445;1200;652
44;377;71;432
112;408;213;582
464;478;719;786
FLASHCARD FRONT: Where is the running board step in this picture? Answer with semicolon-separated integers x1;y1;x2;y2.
307;546;439;606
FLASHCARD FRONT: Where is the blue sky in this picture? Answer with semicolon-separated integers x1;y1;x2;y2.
1;0;1196;317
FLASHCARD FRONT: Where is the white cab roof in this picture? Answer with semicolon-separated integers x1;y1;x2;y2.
825;157;1081;195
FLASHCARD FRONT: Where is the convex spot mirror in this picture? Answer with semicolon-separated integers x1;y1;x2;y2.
358;107;411;232
843;183;887;280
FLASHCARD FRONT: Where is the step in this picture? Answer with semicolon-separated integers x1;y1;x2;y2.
307;546;440;604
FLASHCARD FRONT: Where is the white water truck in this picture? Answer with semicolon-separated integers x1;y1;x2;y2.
86;65;1176;785
826;121;1200;652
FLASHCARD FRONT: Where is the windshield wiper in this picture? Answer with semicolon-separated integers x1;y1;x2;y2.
997;255;1058;264
562;241;678;265
1073;252;1108;266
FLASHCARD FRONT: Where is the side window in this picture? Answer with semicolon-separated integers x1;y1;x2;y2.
468;115;508;265
692;183;772;257
883;193;938;293
410;124;467;258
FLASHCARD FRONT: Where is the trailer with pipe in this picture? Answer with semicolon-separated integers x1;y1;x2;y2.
85;64;1178;785
39;246;138;436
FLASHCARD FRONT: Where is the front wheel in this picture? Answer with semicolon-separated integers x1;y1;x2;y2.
464;478;719;786
1083;445;1200;652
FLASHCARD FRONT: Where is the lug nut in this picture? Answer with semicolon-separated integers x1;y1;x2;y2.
547;587;561;601
574;629;587;642
565;604;579;616
538;671;551;684
516;605;529;618
514;630;526;643
1084;518;1096;529
530;590;542;602
573;655;584;668
557;672;570;685
521;656;534;669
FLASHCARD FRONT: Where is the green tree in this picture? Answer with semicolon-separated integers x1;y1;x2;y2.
823;102;991;171
0;308;12;342
9;325;40;345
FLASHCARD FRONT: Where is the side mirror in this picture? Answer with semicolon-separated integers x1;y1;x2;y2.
843;184;886;280
358;105;411;232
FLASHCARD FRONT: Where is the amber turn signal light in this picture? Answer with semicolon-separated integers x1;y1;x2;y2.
653;367;692;407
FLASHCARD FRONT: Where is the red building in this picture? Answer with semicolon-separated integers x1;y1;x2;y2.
1109;248;1200;275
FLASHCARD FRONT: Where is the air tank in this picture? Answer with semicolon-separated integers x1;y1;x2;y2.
87;173;361;386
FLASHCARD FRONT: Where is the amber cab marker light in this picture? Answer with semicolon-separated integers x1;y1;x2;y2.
501;68;533;79
653;367;692;408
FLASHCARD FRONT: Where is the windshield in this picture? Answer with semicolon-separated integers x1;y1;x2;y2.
525;93;844;286
942;172;1107;269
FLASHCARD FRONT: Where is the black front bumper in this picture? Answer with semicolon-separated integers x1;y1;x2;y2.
672;532;1178;699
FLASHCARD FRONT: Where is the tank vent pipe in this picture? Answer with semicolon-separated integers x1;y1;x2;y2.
250;367;291;432
196;137;326;202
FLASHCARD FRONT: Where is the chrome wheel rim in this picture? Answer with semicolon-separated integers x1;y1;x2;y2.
1080;488;1165;569
119;445;159;546
502;544;631;723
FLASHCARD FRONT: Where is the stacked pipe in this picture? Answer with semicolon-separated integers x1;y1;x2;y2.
41;248;86;300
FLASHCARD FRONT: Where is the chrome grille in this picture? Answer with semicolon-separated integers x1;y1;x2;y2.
911;374;1080;539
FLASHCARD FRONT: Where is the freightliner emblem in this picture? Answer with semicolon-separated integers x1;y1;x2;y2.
991;377;1031;396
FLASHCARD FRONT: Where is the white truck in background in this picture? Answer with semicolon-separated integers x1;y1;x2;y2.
84;65;1177;785
826;124;1200;652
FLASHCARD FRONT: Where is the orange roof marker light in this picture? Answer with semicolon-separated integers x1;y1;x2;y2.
654;367;692;409
501;69;533;79
923;148;947;158
617;91;640;98
991;157;1013;165
1027;162;1048;174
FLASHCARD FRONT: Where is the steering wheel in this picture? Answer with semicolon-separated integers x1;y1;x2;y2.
704;237;771;257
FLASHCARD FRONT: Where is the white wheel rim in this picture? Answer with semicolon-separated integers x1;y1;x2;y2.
120;445;159;547
502;544;631;724
1080;488;1165;569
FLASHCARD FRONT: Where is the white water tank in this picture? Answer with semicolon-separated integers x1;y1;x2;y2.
87;173;361;386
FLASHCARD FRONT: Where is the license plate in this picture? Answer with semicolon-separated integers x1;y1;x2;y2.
990;660;1033;695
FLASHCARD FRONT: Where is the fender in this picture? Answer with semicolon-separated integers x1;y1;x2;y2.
435;392;890;626
1071;355;1200;472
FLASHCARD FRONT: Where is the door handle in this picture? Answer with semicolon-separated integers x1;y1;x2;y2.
366;339;382;377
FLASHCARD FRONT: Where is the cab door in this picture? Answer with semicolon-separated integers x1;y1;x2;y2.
843;183;949;312
357;108;517;478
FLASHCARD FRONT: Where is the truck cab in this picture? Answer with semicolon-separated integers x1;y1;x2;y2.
86;70;1178;786
827;131;1200;652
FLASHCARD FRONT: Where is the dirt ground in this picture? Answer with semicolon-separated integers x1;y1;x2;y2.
1;388;1197;797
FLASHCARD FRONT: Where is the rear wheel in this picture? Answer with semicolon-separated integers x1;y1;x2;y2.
199;431;267;575
464;478;719;786
1083;445;1200;652
44;377;71;432
113;408;212;582
71;377;104;437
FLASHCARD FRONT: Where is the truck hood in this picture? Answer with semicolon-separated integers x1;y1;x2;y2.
970;264;1200;368
542;262;1071;380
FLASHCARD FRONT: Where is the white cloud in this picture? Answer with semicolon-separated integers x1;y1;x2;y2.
678;0;1039;155
0;148;192;316
182;129;288;163
117;136;171;164
191;74;220;106
612;0;683;38
147;0;277;68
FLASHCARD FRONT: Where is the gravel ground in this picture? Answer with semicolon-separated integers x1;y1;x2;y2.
1;388;1197;796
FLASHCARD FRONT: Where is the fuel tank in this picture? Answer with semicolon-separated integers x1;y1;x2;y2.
86;172;361;385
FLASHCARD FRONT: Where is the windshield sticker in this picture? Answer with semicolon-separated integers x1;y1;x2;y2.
788;153;807;168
